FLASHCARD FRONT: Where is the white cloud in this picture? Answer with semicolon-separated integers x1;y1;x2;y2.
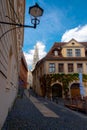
24;41;47;70
61;24;87;42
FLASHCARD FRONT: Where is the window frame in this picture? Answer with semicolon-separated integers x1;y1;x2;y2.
67;49;73;57
77;63;83;72
75;49;81;57
54;50;58;56
58;63;64;73
49;63;55;73
68;63;73;72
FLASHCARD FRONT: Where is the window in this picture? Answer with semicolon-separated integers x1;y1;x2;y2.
54;50;58;56
77;63;83;72
72;42;75;45
67;49;72;57
75;49;81;57
49;63;55;73
68;63;73;72
58;63;64;72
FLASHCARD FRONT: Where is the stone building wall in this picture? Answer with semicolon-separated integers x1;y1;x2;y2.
0;0;25;128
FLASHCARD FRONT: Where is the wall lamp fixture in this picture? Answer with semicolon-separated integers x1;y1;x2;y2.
0;3;44;29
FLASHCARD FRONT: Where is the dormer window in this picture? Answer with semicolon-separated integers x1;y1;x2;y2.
54;50;58;56
75;49;81;57
67;49;72;57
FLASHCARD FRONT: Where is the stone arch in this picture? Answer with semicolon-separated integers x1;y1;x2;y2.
52;83;62;99
70;83;80;98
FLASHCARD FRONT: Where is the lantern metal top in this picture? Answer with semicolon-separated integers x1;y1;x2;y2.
29;3;44;17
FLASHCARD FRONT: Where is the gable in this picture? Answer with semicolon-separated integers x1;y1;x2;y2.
62;39;85;48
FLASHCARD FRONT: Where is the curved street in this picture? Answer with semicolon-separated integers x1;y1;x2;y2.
2;89;87;130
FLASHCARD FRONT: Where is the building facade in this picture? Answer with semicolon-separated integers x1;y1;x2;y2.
27;70;33;89
32;39;87;100
19;52;28;89
0;0;25;128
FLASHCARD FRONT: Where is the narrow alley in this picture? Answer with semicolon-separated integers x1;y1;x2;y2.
2;89;87;130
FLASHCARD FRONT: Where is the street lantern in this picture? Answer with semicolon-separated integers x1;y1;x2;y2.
0;3;44;29
29;3;44;28
29;3;43;17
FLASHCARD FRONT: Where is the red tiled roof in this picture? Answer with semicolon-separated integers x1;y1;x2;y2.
33;40;87;70
45;41;87;58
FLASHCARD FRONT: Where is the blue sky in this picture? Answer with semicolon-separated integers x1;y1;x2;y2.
23;0;87;70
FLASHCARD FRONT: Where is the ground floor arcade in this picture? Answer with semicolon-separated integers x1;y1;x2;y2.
41;82;86;100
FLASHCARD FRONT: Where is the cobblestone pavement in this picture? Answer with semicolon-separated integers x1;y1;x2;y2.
2;89;87;130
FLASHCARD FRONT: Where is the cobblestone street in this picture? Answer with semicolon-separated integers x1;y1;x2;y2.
2;89;87;130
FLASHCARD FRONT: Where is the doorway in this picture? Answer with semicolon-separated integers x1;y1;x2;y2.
52;83;62;100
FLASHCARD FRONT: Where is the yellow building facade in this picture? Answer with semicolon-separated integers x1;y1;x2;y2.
32;39;87;100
